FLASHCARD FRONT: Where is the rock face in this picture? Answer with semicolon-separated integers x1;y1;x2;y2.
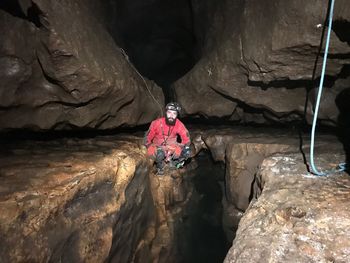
0;0;163;131
0;136;152;262
1;0;349;130
174;0;350;124
190;127;345;242
145;168;197;263
0;127;348;262
0;135;196;262
224;153;350;263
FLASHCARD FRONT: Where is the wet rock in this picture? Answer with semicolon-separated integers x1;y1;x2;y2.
0;1;163;130
224;153;350;263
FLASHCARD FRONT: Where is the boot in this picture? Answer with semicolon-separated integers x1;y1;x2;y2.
156;160;165;176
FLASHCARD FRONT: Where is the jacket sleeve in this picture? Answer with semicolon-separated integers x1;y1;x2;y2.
177;121;190;146
144;120;156;147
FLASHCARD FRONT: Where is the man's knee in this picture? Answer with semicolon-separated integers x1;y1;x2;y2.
156;147;165;161
147;145;157;156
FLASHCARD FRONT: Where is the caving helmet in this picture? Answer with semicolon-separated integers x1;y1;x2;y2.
165;102;181;114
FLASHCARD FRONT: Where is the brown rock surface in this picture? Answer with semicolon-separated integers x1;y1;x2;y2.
1;127;348;262
190;127;345;242
174;0;350;124
0;1;163;130
145;168;196;263
224;153;350;263
0;134;198;262
0;136;156;262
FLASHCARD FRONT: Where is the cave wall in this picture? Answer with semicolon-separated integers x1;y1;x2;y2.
1;0;349;130
0;0;164;131
0;136;199;262
0;137;156;262
190;127;344;243
175;0;350;124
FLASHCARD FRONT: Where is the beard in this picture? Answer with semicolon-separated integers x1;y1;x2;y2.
165;117;176;126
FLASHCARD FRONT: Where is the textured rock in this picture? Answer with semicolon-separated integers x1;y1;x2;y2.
1;126;348;262
190;127;345;243
224;153;350;263
192;128;302;212
225;141;295;211
0;134;200;262
145;168;196;263
174;0;350;124
0;136;156;262
0;1;163;130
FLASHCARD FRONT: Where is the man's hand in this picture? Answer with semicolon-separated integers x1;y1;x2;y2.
182;145;191;158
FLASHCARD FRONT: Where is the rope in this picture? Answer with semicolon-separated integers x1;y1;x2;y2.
309;0;346;176
119;48;164;116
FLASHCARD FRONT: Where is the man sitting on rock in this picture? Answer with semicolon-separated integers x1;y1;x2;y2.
145;102;191;175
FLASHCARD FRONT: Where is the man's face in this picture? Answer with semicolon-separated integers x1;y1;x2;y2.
165;110;178;125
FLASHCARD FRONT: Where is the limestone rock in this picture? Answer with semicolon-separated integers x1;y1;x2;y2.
0;136;157;262
0;1;163;130
146;168;196;263
174;0;350;124
224;153;350;263
0;134;200;262
191;127;345;245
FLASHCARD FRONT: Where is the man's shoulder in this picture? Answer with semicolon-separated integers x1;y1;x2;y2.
152;117;164;125
175;118;186;128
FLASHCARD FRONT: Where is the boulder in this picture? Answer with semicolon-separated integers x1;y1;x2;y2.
224;153;350;262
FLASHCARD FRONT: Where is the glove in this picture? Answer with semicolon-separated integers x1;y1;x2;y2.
182;145;191;158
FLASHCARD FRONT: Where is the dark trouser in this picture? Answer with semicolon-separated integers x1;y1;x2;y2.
155;146;191;169
155;148;166;169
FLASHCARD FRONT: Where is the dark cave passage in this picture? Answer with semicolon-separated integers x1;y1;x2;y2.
177;151;231;263
113;0;198;96
333;19;350;45
0;0;43;28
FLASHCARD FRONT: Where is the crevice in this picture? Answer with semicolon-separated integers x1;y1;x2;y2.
325;53;350;59
248;76;337;90
338;64;350;79
332;19;350;45
179;151;230;263
37;97;99;109
0;0;43;28
114;0;198;88
26;1;43;28
208;85;305;122
0;0;26;19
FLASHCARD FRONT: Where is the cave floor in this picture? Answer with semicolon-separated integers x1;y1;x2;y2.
0;126;349;262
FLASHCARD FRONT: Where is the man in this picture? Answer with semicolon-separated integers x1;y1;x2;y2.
145;102;191;175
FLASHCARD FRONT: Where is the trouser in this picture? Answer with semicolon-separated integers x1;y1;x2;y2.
147;144;191;169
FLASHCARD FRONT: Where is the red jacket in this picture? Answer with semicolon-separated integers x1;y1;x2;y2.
145;117;190;147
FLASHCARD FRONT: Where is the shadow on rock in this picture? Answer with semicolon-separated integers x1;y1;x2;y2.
336;87;350;174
